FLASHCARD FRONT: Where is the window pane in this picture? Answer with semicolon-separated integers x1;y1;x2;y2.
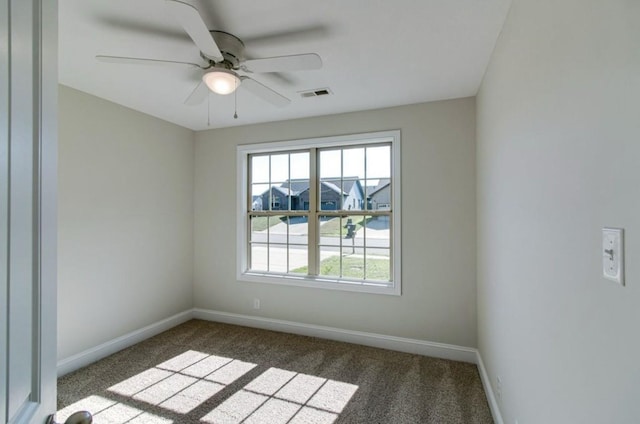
250;243;268;272
267;215;286;243
290;152;309;179
340;180;363;211
269;244;287;272
363;215;390;248
298;184;310;211
287;217;309;262
347;215;366;239
288;244;307;274
250;216;270;242
287;216;308;241
251;184;269;211
319;247;342;278
270;154;289;183
340;251;364;280
269;185;286;211
268;215;286;272
282;179;309;211
318;216;342;246
319;150;341;179
251;155;269;183
366;145;390;178
342;147;365;179
319;180;341;210
363;179;374;210
365;248;391;281
365;179;391;211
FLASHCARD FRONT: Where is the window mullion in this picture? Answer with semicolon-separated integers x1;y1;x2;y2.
267;157;271;271
308;148;318;275
389;212;393;282
247;156;252;271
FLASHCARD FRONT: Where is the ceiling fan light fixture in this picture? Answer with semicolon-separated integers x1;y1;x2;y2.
203;69;240;95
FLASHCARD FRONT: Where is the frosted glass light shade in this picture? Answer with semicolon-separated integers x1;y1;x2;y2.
203;69;240;95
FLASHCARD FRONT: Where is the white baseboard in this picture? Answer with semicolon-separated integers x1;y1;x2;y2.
56;310;194;377
476;351;504;424
56;308;500;422
193;308;477;364
57;308;485;397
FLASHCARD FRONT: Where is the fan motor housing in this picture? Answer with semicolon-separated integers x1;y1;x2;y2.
207;30;245;68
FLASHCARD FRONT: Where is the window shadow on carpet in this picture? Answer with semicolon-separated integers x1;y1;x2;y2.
56;349;358;424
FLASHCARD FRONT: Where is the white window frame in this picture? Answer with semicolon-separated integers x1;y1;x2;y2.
237;130;401;296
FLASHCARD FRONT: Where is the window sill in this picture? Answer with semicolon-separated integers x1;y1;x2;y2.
238;272;401;296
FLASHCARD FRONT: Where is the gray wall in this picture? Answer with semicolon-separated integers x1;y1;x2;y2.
195;98;478;347
58;85;195;360
477;0;640;422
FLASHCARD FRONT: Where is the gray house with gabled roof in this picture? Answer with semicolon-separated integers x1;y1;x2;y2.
369;179;391;210
258;178;366;211
257;185;294;211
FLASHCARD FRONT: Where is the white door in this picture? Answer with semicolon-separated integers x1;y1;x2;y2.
1;0;58;423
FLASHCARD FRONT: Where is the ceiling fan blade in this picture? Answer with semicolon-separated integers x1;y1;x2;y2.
242;25;329;47
242;53;322;73
184;81;209;105
95;15;190;43
240;76;290;107
96;55;207;69
165;0;223;62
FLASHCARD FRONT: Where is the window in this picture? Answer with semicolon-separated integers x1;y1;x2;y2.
237;130;401;295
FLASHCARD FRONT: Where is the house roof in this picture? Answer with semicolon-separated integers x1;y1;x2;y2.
374;178;391;190
323;178;360;195
320;181;344;195
271;186;292;196
262;178;367;198
280;180;310;195
368;180;391;197
281;178;362;196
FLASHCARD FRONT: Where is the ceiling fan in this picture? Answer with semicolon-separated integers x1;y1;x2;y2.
96;0;323;108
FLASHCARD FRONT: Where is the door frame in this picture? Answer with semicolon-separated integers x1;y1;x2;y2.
1;0;58;423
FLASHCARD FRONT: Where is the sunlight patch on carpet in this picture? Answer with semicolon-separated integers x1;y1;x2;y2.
59;351;357;424
306;380;359;413
156;350;209;372
200;390;268;423
106;352;256;414
109;368;173;397
244;367;296;395
201;367;357;424
204;359;257;385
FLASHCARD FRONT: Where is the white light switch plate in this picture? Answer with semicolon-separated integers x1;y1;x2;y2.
602;227;624;286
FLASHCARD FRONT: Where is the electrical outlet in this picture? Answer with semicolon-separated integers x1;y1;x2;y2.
253;298;260;310
496;376;502;401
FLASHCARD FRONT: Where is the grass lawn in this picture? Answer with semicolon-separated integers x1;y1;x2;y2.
250;216;283;232
292;255;390;281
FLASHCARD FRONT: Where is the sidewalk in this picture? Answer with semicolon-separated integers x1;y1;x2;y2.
265;220;390;239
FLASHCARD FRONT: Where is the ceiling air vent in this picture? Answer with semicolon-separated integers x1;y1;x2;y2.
299;88;333;98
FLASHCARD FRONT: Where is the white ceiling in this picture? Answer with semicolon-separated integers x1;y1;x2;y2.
59;0;511;131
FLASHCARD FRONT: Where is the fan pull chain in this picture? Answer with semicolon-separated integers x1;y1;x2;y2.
233;79;238;119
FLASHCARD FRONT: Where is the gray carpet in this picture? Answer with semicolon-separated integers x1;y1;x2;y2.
57;320;493;424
